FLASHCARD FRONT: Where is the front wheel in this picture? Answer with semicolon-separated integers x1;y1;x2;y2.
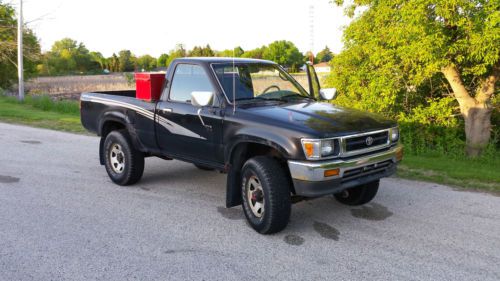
334;180;379;206
241;156;291;234
103;130;144;185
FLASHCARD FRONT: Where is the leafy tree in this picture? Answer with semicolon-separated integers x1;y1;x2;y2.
330;0;499;156
166;44;187;66
136;54;157;71
157;53;169;67
262;40;304;72
107;53;119;72
90;51;105;70
39;38;99;75
316;46;333;63
0;1;41;88
241;46;267;59
188;44;215;57
217;46;244;57
304;51;318;64
117;50;135;72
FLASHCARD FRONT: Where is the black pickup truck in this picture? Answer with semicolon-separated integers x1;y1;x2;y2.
81;57;403;234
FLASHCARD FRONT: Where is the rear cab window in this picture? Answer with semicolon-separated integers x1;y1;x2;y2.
169;64;214;103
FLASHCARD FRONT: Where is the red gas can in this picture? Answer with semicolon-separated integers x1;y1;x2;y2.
134;73;165;101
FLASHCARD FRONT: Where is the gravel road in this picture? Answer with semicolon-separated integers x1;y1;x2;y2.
1;122;499;281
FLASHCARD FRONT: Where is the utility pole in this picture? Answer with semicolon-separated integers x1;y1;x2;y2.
17;0;24;101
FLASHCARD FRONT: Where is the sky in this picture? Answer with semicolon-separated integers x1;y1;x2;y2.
10;0;352;57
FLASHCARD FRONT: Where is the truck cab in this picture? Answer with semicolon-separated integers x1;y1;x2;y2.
80;57;403;234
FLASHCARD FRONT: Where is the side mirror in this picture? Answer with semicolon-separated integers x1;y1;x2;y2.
319;88;337;100
191;91;214;107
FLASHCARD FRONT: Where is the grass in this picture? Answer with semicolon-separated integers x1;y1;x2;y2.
0;93;498;192
0;94;85;133
397;153;500;193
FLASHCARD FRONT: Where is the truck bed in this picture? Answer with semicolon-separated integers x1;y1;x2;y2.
80;90;158;150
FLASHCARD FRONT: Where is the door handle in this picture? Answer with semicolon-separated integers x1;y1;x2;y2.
161;108;172;113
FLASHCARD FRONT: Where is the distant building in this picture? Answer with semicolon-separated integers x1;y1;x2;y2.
313;62;331;73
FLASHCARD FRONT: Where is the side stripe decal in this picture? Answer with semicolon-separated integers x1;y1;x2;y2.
84;96;206;140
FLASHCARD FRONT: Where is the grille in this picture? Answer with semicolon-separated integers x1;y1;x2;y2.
345;131;388;152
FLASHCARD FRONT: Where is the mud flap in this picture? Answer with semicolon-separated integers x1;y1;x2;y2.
226;166;242;208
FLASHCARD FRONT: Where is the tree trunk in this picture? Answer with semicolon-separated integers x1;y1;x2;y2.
441;65;496;157
463;104;492;157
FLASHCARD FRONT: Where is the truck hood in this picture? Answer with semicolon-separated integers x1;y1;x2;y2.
242;101;396;137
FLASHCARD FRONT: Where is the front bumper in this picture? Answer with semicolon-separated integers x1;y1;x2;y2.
288;144;403;197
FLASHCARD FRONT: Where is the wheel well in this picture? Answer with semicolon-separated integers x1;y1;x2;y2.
231;142;286;165
101;120;126;138
99;121;126;166
226;142;294;208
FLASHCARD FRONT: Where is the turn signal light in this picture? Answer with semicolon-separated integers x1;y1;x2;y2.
304;143;314;158
324;168;340;177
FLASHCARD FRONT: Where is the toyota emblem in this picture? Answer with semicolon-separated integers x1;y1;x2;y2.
365;136;374;146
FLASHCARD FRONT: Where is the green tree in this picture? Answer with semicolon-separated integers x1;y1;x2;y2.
188;44;215;57
304;51;318;64
90;51;105;70
157;53;169;67
107;53;119;72
40;38;98;75
0;1;41;87
316;46;333;63
166;44;187;66
136;54;157;71
118;50;135;72
330;0;499;156
262;40;304;72
217;46;244;57
241;46;267;59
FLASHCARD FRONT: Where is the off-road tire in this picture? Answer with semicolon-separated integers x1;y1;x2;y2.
103;130;144;185
241;156;291;234
334;180;379;206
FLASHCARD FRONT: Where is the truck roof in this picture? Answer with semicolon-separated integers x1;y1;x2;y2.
172;57;276;65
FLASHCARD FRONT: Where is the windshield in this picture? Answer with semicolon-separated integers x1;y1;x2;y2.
212;63;311;103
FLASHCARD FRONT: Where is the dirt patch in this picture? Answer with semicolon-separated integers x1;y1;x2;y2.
313;221;340;241
284;234;305;246
0;175;20;183
21;140;41;144
351;203;393;221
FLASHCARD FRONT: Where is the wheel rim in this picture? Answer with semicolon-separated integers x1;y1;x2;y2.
109;143;125;174
246;175;265;218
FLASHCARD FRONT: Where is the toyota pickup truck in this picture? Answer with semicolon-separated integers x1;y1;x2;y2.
80;57;403;234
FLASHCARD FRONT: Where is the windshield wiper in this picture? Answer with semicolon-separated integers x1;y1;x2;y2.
280;94;316;101
235;97;285;102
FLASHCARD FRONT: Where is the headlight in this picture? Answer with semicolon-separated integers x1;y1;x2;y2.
301;139;336;159
390;127;399;142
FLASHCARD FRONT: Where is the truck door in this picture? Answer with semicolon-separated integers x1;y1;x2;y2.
155;63;222;164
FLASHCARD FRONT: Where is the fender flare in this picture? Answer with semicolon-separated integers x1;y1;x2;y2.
97;111;145;165
225;132;295;208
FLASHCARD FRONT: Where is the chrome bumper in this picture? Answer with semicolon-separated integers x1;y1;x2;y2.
288;145;403;182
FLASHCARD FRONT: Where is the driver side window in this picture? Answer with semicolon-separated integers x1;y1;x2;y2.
169;64;214;103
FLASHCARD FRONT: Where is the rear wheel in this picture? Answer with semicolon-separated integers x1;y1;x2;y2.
334;180;379;206
241;156;291;234
104;130;144;185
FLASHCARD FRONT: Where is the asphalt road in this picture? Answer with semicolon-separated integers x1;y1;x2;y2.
1;122;499;281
